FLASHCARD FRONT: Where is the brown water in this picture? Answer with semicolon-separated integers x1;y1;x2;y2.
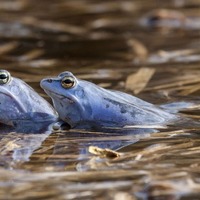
1;0;200;199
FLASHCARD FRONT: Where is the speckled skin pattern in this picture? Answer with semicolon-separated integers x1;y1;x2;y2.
40;71;175;130
0;70;58;133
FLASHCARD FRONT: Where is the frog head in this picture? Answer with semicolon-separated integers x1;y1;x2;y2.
40;71;92;128
0;70;58;128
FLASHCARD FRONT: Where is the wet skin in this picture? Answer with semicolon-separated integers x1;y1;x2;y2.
0;70;58;133
40;71;176;130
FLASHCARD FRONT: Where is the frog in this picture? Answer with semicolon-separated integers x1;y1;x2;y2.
40;71;177;130
0;70;58;133
139;9;200;31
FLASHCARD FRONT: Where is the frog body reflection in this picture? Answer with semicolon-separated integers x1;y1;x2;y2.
0;70;58;133
40;71;176;130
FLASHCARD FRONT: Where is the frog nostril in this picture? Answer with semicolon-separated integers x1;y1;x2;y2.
47;79;52;83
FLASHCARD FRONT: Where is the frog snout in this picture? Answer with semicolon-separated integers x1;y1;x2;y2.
40;78;53;89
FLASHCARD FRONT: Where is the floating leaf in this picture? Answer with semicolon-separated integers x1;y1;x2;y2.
125;67;155;94
88;146;120;158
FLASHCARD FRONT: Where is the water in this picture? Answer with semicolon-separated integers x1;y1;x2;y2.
1;0;200;199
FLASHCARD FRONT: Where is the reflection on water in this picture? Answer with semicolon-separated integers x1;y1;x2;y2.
0;132;50;162
0;0;200;199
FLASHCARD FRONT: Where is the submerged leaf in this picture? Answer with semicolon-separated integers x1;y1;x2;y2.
88;146;120;158
125;67;155;94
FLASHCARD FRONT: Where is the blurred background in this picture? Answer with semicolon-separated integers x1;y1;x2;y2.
1;0;200;99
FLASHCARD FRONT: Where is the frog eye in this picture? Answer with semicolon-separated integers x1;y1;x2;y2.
0;70;11;85
61;76;76;89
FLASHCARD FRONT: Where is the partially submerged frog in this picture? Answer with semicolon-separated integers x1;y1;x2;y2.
40;71;177;130
139;9;200;31
0;70;58;133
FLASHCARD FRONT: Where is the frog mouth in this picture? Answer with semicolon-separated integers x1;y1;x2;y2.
44;89;74;103
0;90;26;113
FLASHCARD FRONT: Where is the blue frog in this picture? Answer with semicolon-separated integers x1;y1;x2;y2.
40;71;177;130
0;70;58;133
